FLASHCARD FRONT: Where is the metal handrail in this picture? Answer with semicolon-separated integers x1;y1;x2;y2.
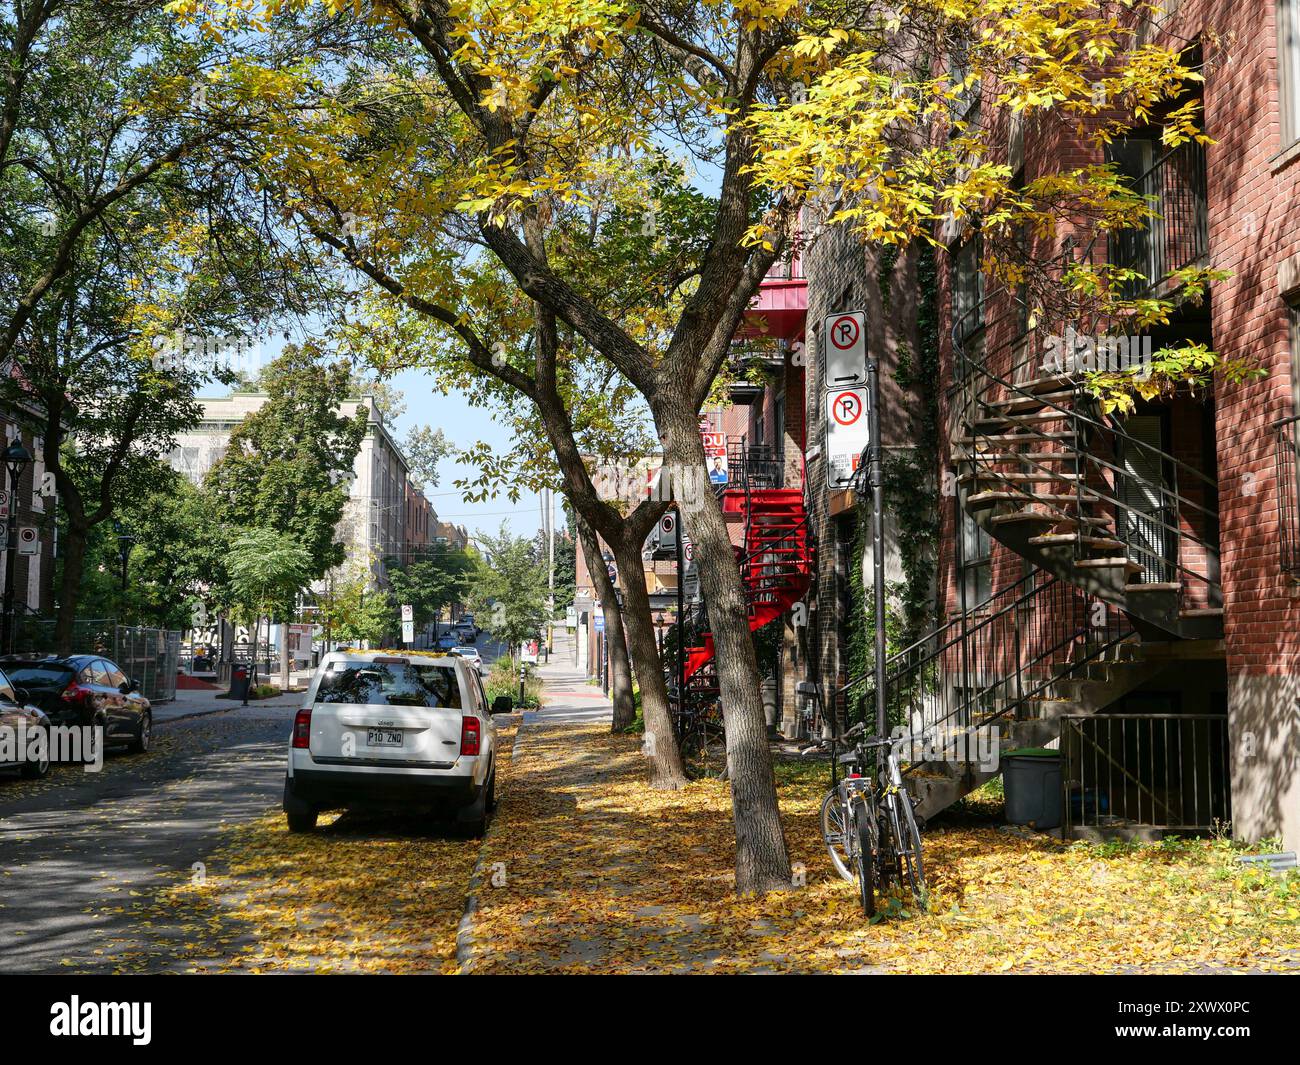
829;569;1135;759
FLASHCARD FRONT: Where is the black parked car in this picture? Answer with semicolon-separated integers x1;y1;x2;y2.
0;654;151;759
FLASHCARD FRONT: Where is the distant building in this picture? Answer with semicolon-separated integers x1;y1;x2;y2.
170;393;429;587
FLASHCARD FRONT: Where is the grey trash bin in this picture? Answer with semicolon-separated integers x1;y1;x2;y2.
1003;748;1063;829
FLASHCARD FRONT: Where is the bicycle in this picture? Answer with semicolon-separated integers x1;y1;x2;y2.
817;722;927;917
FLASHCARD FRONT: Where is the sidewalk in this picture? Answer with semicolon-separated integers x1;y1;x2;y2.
154;686;302;724
461;635;1300;974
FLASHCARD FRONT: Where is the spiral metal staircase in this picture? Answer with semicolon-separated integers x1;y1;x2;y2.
836;273;1224;819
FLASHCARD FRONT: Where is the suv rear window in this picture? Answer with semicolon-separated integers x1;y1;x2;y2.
315;661;463;708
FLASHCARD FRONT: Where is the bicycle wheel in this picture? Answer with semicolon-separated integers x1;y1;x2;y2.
853;800;878;918
891;790;927;910
819;789;856;882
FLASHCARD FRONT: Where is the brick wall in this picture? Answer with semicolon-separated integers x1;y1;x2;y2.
930;2;1300;849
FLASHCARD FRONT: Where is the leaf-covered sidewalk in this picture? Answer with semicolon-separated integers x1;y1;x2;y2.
468;712;1300;974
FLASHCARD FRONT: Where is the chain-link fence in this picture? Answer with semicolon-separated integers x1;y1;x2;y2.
10;618;180;703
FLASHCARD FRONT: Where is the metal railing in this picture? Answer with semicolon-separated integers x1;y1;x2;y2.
1061;713;1230;832
832;570;1133;750
1109;139;1208;297
725;440;782;489
10;619;180;702
1273;413;1300;578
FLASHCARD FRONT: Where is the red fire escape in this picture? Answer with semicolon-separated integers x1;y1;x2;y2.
676;245;811;726
682;479;813;691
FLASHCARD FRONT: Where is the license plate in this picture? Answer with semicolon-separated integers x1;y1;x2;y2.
366;728;404;747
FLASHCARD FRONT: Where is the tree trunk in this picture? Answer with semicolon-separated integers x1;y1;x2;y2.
54;519;90;655
279;622;291;689
247;617;259;697
608;529;688;788
573;514;635;731
659;403;792;893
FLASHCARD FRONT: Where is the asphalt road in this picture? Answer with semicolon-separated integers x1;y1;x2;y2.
0;703;292;973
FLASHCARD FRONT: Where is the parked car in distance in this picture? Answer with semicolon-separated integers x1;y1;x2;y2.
455;622;477;644
0;654;151;760
0;666;51;778
450;646;484;674
434;632;459;651
283;651;513;836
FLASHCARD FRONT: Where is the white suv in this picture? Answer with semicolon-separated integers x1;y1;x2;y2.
283;651;511;835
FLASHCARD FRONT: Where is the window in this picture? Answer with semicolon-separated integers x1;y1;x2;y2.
0;671;16;704
958;486;992;609
104;663;127;688
952;239;984;342
1282;0;1300;146
316;660;463;708
92;662;112;686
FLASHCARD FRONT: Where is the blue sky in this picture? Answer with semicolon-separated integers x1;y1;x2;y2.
384;364;547;544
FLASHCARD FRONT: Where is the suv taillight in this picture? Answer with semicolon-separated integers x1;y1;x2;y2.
292;708;312;749
460;715;480;756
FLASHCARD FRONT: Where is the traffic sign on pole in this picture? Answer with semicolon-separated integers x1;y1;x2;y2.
823;310;867;386
825;386;870;489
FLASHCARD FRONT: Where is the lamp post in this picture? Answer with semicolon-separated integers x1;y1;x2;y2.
1;437;31;655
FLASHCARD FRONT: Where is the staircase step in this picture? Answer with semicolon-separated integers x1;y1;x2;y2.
955;432;1074;447
1179;607;1223;618
968;490;1098;508
973;410;1075;430
1125;582;1181;592
954;450;1076;464
992;511;1112;529
1013;373;1076;394
1074;557;1143;575
960;471;1084;484
1027;533;1126;551
984;390;1078;414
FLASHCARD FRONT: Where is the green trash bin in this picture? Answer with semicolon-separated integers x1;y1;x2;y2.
1003;747;1062;829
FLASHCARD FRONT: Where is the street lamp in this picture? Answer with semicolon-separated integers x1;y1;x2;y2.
1;437;31;654
113;520;135;593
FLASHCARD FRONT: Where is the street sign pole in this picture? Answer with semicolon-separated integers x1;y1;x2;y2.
865;354;888;740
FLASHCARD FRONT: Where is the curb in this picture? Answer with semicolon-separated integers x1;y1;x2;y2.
455;713;533;975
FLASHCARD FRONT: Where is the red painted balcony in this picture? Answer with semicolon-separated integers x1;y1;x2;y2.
736;250;806;342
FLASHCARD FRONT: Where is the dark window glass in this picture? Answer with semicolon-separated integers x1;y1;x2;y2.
4;664;75;688
316;662;462;708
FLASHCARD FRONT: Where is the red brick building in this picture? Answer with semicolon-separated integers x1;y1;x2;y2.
920;2;1299;849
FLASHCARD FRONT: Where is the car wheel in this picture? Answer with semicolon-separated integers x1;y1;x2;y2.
20;749;50;779
455;776;490;838
128;711;151;754
81;719;104;765
283;776;318;833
